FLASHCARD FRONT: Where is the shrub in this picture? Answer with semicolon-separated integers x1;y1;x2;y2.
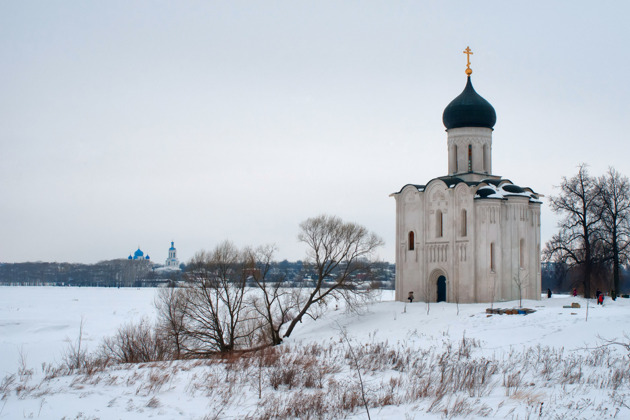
101;318;170;363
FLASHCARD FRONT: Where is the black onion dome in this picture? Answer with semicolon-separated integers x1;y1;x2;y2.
442;77;496;129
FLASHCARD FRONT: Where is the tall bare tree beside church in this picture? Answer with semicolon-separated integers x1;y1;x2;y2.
597;168;630;294
544;164;602;298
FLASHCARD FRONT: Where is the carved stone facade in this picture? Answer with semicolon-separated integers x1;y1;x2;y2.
391;75;541;304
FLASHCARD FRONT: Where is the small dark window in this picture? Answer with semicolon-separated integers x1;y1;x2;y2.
483;145;488;172
436;210;443;238
454;145;458;172
461;209;467;237
408;231;415;251
468;144;472;172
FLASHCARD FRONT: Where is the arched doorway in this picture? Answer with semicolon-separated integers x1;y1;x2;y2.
437;276;447;302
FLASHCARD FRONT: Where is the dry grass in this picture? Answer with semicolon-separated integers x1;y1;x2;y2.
2;333;629;419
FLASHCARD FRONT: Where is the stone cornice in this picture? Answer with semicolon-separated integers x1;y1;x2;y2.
448;136;491;146
446;127;493;136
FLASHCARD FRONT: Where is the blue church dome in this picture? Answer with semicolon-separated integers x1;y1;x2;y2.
442;76;496;130
134;248;144;258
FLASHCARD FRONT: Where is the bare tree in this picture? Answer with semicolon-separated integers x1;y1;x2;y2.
63;317;88;370
544;164;602;298
513;270;528;308
155;287;188;359
337;325;371;420
489;274;498;311
424;276;431;315
245;244;296;346
282;215;384;339
596;167;630;294
454;276;460;316
154;216;383;352
182;242;253;354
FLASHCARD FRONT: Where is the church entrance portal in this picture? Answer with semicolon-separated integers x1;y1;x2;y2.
437;276;447;302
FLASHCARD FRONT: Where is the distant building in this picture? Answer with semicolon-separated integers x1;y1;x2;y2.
165;241;179;267
128;247;150;260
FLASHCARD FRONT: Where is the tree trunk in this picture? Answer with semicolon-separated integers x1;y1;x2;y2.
612;238;620;294
583;261;592;299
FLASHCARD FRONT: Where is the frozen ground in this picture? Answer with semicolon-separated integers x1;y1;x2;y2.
0;287;157;377
1;286;629;419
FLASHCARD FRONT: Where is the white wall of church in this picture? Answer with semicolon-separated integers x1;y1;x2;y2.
498;199;541;302
447;127;493;180
473;201;500;302
395;185;423;302
395;181;477;304
394;182;541;304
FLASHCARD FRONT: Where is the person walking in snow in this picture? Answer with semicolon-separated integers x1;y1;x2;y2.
547;288;552;299
572;288;577;297
598;293;604;305
408;291;414;303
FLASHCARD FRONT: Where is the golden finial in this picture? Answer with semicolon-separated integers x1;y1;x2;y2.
463;46;473;76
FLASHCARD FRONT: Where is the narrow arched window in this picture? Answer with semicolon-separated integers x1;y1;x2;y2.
483;145;488;172
408;231;415;251
461;209;467;237
468;144;472;172
436;210;443;238
520;239;525;268
454;145;458;172
490;242;495;271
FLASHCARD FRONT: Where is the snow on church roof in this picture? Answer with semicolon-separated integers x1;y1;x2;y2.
392;176;541;204
473;179;541;203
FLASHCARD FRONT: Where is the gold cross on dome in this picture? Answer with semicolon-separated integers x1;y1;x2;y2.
463;46;473;75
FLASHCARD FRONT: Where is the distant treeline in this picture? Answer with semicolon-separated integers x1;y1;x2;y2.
0;259;176;287
541;261;629;294
0;260;396;289
6;259;616;293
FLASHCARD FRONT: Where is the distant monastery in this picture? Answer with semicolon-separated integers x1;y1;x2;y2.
391;48;541;304
126;241;179;268
128;248;150;261
165;241;180;268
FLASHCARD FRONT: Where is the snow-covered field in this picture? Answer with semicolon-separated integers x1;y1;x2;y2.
0;287;157;377
1;286;629;419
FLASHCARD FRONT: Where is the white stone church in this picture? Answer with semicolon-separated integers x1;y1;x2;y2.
391;51;542;304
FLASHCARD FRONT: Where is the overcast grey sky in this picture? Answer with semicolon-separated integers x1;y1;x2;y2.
1;1;629;264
